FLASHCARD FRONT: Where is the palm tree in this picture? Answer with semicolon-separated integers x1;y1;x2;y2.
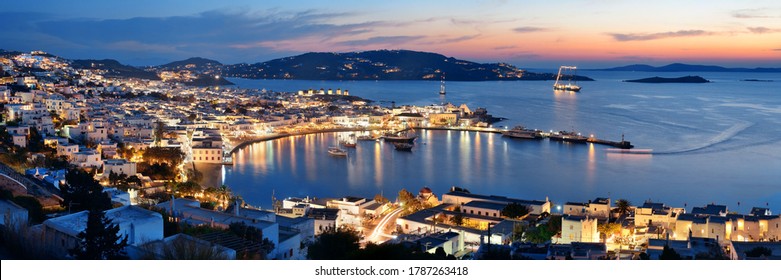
216;184;231;210
616;199;632;218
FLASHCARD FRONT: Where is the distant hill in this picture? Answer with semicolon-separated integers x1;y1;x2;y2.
597;63;781;73
157;57;223;71
222;50;593;81
71;59;160;80
624;75;710;83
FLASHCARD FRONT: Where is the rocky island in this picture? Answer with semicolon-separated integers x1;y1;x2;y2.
624;76;710;83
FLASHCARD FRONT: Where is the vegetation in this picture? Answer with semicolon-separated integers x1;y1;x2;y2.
307;226;361;260
597;223;622;241
69;209;129;260
373;193;389;204
501;202;530;219
524;215;562;244
142;147;185;167
615;199;632;217
60;169;112;212
11;195;45;224
659;245;682;260
398;188;422;215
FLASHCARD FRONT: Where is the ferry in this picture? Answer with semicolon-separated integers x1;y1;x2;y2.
502;126;543;139
549;131;588;143
327;147;348;156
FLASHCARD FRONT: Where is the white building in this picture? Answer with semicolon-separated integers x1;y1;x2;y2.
41;206;164;258
559;215;599;244
0;199;28;230
102;159;137;177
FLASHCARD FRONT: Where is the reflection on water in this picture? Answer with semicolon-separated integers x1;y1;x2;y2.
227;130;653;209
225;73;781;211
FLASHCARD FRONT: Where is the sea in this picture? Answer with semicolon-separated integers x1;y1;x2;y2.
204;71;781;213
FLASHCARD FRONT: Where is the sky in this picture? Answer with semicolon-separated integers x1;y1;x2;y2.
1;0;780;68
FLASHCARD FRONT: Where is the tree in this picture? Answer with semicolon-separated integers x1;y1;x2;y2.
373;193;389;204
12;195;45;224
616;199;632;217
525;215;562;244
215;184;231;209
597;223;622;241
69;209;129;260
450;213;465;226
60;169;112;212
511;222;526;242
398;188;421;215
174;181;202;197
142;147;185;167
659;245;682;260
307;226;361;260
501;202;530;219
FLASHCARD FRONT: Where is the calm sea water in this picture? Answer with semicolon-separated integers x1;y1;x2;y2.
218;71;781;212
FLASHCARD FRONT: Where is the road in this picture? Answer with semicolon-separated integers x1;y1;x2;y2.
367;207;404;243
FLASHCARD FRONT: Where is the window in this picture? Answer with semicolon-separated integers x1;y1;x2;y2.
478;211;482;216
493;213;497;217
470;210;474;214
570;225;574;230
289;249;293;257
712;229;714;233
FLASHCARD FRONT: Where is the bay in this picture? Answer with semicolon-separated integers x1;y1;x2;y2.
218;71;781;212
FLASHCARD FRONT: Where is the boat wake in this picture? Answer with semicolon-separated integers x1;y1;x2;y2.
652;121;754;155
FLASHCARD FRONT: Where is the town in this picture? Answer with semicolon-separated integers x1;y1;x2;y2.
1;50;779;260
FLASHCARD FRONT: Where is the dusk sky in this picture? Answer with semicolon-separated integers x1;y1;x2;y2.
2;0;780;68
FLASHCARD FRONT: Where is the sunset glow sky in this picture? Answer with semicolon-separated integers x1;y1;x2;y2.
2;0;780;68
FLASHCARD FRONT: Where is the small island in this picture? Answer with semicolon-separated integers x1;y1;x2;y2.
624;76;710;83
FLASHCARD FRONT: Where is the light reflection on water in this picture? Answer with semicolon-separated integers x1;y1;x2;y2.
222;73;781;212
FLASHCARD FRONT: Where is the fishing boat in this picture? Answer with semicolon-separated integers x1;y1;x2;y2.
327;146;347;156
341;134;357;148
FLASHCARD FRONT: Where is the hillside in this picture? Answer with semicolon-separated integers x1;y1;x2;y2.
71;59;160;80
598;63;781;73
157;57;223;72
222;50;593;81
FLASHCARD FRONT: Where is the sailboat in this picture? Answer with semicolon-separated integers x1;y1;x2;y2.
553;66;581;92
439;73;446;95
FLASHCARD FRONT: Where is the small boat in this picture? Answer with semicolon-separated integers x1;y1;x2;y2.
502;126;543;139
327;147;347;156
393;143;413;151
549;131;588;143
341;141;356;148
356;135;375;141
